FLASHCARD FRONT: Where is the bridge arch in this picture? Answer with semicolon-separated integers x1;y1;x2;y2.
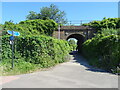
66;34;85;52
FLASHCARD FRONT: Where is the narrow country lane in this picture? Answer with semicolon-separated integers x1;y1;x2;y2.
1;51;118;88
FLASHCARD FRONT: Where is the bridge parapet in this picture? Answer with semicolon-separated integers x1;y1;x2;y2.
57;26;92;30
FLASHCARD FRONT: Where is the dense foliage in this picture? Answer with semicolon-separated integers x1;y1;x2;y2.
26;4;67;24
82;28;120;74
82;18;120;74
1;19;72;75
2;35;71;75
83;18;120;31
3;19;58;36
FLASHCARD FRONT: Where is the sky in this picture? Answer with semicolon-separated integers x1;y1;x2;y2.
1;2;118;24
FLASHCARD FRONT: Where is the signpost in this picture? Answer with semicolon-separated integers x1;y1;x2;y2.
7;30;20;69
58;25;60;39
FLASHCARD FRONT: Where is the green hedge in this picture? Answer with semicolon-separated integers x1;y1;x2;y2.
82;29;120;74
3;19;58;36
83;18;120;31
1;19;73;75
2;35;71;75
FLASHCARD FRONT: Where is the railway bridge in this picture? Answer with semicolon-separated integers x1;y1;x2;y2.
53;26;96;52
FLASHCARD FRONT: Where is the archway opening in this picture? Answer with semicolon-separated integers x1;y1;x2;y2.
67;34;85;53
67;38;78;51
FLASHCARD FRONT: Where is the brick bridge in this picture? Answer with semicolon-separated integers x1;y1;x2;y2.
52;26;96;52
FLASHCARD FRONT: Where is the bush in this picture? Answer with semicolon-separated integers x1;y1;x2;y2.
3;19;58;36
83;18;120;31
1;19;73;75
2;35;71;75
82;28;120;74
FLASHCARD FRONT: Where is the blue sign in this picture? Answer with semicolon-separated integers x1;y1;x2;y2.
10;36;15;41
7;30;20;36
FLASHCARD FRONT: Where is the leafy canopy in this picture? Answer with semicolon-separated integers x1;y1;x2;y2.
26;4;67;24
3;19;58;36
82;18;120;30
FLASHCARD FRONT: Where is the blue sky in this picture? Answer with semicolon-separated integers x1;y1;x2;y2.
2;2;118;24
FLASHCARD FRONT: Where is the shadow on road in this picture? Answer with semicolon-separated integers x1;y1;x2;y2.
69;51;110;74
